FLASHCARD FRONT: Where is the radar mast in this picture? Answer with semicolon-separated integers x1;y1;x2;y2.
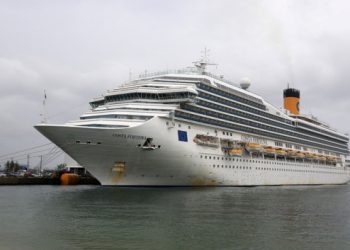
193;47;217;74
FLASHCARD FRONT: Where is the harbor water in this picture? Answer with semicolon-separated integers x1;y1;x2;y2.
1;185;350;250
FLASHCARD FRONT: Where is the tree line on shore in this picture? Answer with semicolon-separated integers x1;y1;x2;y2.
3;160;21;173
0;160;67;174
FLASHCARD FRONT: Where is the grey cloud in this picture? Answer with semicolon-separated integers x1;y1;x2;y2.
1;0;350;166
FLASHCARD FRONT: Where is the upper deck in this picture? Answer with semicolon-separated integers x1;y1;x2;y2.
87;60;349;144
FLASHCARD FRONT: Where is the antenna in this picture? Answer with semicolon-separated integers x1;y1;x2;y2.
41;89;47;124
202;47;209;61
193;47;217;74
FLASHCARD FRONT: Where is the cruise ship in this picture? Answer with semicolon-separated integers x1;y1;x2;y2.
35;56;350;186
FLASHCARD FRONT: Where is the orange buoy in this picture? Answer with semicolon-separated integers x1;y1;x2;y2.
60;173;80;185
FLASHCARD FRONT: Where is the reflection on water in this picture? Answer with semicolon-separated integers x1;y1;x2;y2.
0;185;350;250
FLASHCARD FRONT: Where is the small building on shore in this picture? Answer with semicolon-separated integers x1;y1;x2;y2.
64;154;96;178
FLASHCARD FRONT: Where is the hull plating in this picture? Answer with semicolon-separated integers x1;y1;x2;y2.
35;117;350;186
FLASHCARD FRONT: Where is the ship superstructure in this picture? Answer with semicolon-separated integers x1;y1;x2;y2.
35;57;350;186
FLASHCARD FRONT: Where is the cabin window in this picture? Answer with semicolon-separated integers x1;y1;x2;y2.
275;141;283;147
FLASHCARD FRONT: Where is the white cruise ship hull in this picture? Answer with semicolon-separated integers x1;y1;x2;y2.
35;117;350;186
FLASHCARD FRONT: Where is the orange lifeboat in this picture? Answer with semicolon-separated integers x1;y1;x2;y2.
304;152;313;160
326;156;337;162
263;146;276;155
286;149;297;157
229;148;243;157
295;151;305;158
245;143;263;152
312;154;321;160
275;148;287;156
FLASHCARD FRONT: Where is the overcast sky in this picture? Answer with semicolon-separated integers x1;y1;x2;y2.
1;0;350;167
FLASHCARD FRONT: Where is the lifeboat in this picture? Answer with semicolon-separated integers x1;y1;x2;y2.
312;154;321;160
193;134;220;147
275;148;287;156
304;152;314;160
319;156;327;161
263;146;276;155
286;149;297;157
326;156;337;162
229;148;243;157
295;151;305;158
245;143;263;152
326;156;333;161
